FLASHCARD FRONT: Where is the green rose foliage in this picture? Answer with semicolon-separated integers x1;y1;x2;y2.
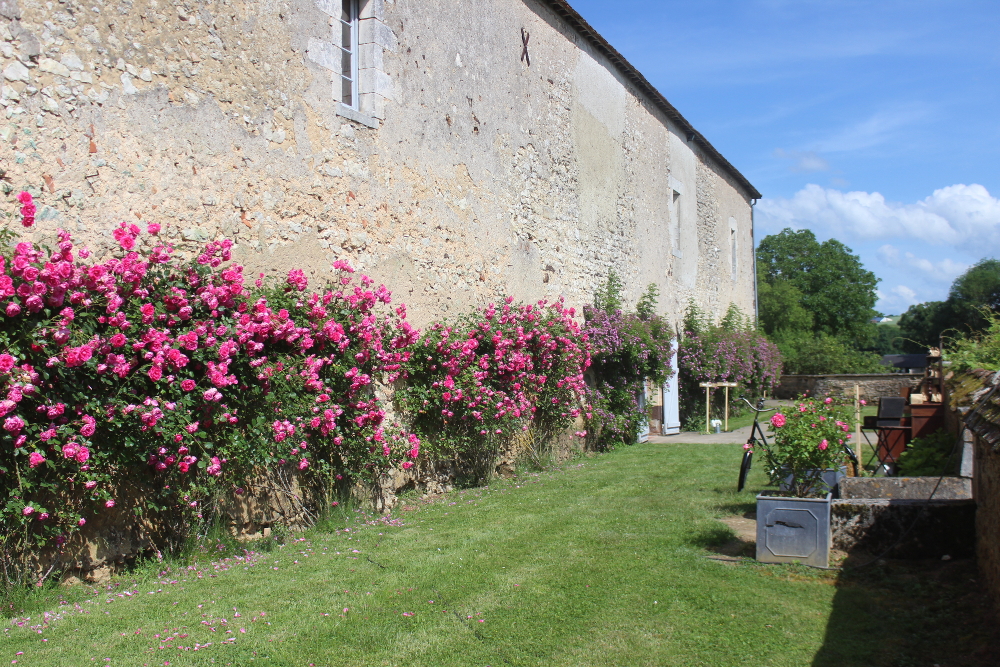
764;397;854;497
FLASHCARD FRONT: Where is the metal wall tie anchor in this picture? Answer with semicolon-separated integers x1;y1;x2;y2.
521;28;530;66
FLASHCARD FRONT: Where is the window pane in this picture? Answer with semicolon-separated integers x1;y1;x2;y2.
341;76;353;107
341;21;352;50
341;48;352;77
341;0;351;22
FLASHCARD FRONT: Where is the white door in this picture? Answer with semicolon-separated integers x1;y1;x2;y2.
636;389;650;443
663;339;681;435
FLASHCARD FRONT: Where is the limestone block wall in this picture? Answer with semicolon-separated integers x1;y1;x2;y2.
0;0;757;328
774;374;922;401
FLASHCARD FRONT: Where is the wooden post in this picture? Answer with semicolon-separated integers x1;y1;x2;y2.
855;384;863;476
699;382;713;434
706;386;711;434
724;385;730;432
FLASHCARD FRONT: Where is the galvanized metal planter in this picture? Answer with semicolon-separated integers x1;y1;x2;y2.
756;493;833;568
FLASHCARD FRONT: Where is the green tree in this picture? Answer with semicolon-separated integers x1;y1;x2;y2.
757;278;813;336
897;259;1000;352
897;300;953;352
948;259;1000;330
774;331;885;375
756;229;879;339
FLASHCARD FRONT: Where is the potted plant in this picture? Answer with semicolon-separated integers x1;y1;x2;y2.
755;396;854;568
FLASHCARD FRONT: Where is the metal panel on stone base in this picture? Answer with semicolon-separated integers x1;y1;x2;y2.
756;493;832;568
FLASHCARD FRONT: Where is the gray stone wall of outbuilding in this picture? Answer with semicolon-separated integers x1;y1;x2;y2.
0;0;756;326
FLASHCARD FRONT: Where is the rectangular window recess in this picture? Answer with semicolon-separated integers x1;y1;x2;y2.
337;103;380;129
339;0;359;109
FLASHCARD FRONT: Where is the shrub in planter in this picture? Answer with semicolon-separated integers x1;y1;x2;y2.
761;396;855;498
754;396;853;568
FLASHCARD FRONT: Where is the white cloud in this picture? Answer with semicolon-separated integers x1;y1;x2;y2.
773;149;830;172
891;284;917;302
757;183;1000;256
875;244;969;283
876;284;920;314
812;106;931;154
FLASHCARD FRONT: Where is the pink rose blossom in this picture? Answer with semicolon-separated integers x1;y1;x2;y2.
105;499;115;508
770;413;786;429
22;506;34;516
4;415;25;433
28;452;45;468
818;439;829;451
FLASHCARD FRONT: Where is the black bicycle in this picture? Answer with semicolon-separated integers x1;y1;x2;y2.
737;397;774;492
736;397;861;492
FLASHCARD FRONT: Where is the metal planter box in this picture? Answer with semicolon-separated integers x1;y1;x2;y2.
756;493;832;568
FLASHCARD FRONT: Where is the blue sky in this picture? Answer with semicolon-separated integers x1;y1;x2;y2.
567;0;1000;315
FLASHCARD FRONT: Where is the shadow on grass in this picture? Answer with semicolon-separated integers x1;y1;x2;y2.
714;499;757;518
811;552;1000;667
687;524;737;550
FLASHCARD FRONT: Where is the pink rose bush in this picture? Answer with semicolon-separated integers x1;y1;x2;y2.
0;192;420;548
766;396;855;497
395;297;591;462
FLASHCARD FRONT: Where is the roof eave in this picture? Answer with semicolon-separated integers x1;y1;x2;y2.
539;0;762;201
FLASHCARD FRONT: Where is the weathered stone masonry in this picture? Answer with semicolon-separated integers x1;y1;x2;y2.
0;0;759;327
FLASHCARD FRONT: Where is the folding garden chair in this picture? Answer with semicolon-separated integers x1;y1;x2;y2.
863;397;908;473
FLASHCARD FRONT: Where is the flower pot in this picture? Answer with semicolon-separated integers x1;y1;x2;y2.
756;492;832;568
779;466;847;497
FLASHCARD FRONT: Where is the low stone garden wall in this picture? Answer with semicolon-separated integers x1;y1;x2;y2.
774;373;922;401
831;477;976;559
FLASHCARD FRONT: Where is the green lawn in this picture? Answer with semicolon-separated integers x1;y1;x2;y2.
3;441;995;666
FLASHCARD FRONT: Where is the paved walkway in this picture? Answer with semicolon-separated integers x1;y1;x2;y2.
645;399;791;445
646;426;754;445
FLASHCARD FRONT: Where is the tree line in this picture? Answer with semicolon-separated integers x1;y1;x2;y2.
755;228;1000;374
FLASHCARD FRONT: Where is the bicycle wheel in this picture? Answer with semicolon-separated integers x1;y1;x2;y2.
737;449;753;492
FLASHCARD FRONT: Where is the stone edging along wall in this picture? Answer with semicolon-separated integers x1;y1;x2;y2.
774;374;922;401
46;427;586;584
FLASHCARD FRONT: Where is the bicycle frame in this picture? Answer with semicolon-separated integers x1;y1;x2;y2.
737;397;775;492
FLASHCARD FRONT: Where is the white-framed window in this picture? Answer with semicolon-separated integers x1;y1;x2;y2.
339;0;359;109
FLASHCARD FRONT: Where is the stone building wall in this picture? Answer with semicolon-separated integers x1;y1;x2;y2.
0;0;758;327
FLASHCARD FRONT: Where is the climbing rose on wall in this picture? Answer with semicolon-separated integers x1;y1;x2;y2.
0;196;420;552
